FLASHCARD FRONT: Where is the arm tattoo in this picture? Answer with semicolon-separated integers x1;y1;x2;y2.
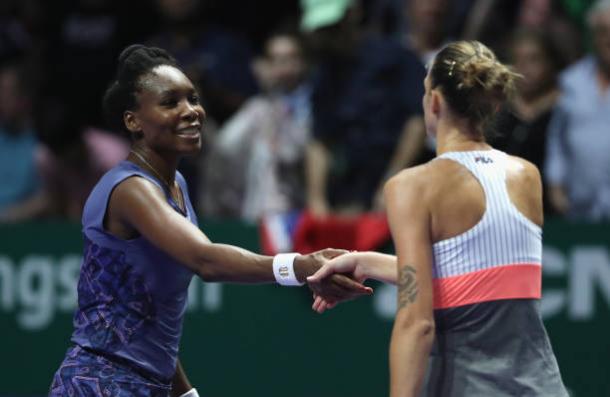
397;264;418;310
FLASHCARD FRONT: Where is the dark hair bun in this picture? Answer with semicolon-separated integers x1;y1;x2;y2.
103;44;179;135
430;40;521;134
459;55;516;103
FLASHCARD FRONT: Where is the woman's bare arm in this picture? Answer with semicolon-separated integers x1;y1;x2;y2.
107;177;369;302
385;168;435;397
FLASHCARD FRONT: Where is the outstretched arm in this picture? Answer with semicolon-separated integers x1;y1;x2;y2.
308;251;398;285
107;177;369;301
307;251;394;313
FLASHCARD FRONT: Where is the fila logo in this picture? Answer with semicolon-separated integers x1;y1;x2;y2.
279;266;289;278
475;156;493;164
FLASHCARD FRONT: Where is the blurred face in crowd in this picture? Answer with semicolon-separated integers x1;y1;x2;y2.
0;68;30;131
265;35;306;93
126;65;205;155
518;0;551;27
591;8;610;73
511;37;556;98
406;0;449;40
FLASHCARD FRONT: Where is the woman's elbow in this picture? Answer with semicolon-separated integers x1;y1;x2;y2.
194;260;221;282
411;319;435;339
395;315;436;339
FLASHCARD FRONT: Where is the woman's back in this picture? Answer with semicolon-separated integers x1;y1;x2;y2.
428;149;542;244
418;149;567;396
306;40;571;397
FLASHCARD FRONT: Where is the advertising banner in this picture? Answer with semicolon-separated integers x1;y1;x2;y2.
0;220;609;396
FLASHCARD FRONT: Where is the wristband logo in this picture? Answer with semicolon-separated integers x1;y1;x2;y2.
279;266;289;278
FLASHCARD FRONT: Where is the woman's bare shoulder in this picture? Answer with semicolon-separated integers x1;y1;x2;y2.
505;155;542;185
384;160;460;201
505;154;544;226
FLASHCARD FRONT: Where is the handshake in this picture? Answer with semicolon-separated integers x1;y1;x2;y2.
294;249;380;314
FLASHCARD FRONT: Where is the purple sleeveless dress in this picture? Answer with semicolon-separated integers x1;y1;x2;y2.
50;161;197;396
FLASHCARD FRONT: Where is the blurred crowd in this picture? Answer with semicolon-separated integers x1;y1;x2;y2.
1;0;610;228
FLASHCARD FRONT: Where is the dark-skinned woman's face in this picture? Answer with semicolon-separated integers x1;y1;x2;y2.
130;65;205;155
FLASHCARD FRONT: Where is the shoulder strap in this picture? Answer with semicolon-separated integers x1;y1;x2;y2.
82;162;164;240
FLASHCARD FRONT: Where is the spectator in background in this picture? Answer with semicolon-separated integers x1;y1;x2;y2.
148;0;258;124
0;0;46;71
362;0;403;35
2;99;129;223
205;32;311;221
401;0;455;165
403;0;452;65
0;61;43;222
147;0;259;209
36;101;130;222
462;0;582;63
492;29;564;214
0;1;32;60
45;0;124;127
545;0;610;221
303;0;426;216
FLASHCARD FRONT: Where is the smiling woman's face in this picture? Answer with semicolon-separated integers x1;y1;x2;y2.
128;64;206;156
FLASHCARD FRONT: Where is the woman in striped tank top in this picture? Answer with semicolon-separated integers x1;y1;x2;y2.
308;41;568;397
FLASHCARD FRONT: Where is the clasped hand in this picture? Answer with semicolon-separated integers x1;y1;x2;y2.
304;251;371;314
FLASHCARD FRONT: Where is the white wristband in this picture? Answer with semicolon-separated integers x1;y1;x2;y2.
273;253;304;286
179;388;199;397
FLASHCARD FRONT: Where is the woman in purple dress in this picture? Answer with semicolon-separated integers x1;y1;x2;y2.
49;44;370;397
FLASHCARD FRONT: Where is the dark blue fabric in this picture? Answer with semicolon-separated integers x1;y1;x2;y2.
74;238;157;353
50;345;171;396
67;161;196;382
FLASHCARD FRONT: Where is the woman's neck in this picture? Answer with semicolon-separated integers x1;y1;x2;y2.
435;122;491;156
128;146;178;186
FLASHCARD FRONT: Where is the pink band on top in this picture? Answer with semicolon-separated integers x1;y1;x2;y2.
433;263;542;309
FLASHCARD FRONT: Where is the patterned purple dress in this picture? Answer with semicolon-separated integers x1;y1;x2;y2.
50;161;197;396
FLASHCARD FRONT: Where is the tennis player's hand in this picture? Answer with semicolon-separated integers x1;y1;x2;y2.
307;252;372;313
296;249;372;304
